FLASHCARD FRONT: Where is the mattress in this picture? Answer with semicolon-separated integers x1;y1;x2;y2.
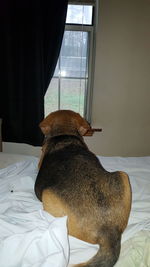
0;152;150;267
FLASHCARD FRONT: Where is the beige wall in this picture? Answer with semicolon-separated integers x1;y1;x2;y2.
85;0;150;156
3;0;150;157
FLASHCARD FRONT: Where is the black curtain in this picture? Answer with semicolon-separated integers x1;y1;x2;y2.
0;0;68;146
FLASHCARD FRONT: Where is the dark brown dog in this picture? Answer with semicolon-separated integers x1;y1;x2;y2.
35;110;132;267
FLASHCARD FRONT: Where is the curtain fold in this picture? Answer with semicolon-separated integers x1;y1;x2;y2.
0;0;68;146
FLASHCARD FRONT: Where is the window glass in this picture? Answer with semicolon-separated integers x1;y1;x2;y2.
66;5;93;25
45;30;88;116
60;78;85;116
44;78;59;116
55;31;88;78
44;2;95;121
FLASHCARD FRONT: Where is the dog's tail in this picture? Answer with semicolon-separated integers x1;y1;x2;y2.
74;227;121;267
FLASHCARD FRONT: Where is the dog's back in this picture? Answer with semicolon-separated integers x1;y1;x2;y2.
35;134;131;267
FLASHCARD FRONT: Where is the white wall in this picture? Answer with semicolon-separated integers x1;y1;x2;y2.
3;0;150;157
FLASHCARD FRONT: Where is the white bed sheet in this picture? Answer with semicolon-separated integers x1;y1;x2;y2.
0;153;150;266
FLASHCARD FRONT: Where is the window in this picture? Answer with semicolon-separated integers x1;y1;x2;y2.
44;0;96;122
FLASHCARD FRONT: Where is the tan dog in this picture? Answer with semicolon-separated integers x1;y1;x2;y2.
35;110;132;267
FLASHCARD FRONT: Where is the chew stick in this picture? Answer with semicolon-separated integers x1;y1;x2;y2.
84;128;102;136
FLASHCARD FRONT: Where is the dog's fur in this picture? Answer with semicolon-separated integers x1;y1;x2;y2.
35;110;132;267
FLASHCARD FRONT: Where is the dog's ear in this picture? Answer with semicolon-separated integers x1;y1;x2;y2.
78;124;90;136
76;116;91;136
40;125;51;135
39;115;52;135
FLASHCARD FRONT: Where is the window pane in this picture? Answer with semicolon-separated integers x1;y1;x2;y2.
60;78;86;116
44;78;59;114
66;5;93;25
45;77;86;116
54;31;88;78
45;30;89;117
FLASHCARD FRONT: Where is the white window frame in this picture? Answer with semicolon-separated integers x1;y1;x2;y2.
45;0;97;123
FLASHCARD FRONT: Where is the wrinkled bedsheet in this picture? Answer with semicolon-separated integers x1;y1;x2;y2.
0;154;150;266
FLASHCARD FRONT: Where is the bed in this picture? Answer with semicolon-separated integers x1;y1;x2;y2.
0;151;150;267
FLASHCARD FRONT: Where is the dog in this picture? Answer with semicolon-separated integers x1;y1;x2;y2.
34;110;132;267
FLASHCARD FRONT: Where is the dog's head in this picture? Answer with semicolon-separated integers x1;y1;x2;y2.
39;110;91;137
38;110;92;168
